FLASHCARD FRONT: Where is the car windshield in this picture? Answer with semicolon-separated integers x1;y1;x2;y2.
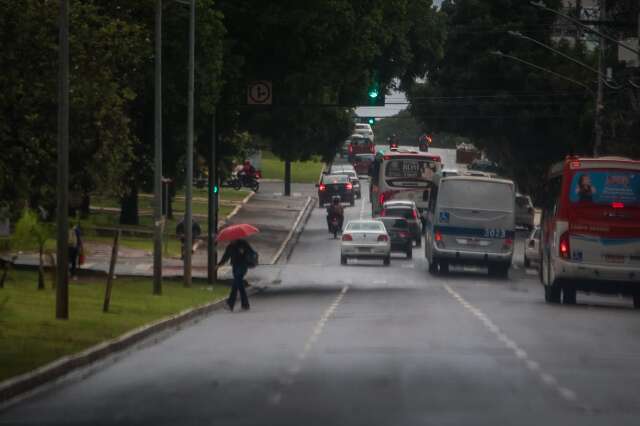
384;208;414;219
355;154;374;162
346;221;384;231
323;175;348;184
379;218;409;229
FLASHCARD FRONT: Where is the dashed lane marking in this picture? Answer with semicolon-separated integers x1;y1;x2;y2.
268;286;349;405
443;284;580;404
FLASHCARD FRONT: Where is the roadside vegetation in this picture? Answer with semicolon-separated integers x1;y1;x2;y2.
0;270;228;382
259;152;324;184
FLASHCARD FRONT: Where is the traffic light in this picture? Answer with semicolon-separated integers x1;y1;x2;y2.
212;183;219;194
367;117;375;125
366;80;385;106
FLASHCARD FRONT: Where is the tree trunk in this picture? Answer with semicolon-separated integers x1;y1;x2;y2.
284;159;291;196
37;245;45;290
120;185;139;225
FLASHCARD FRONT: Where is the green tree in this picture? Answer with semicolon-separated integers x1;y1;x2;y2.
12;209;51;290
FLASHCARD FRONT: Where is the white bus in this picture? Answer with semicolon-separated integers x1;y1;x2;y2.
370;150;442;216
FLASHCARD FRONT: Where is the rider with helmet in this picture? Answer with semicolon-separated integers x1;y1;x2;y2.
326;195;344;231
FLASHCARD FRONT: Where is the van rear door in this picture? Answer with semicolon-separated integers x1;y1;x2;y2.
436;179;515;254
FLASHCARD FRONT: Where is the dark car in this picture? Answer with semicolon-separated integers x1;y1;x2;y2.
352;153;375;176
317;174;355;207
377;217;413;258
379;201;422;247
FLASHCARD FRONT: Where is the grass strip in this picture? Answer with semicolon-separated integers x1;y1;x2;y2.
0;270;228;382
259;152;324;183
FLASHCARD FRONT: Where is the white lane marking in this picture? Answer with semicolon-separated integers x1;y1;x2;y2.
268;286;349;405
443;284;579;404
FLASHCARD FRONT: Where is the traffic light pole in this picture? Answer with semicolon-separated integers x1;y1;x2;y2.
152;0;163;295
207;108;218;283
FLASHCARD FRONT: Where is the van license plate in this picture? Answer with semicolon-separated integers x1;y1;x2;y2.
604;254;625;264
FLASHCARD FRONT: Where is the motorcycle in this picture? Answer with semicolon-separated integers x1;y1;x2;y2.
222;170;261;192
328;215;341;239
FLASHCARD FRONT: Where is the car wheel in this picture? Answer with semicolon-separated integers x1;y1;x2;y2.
383;255;390;266
524;256;530;268
544;284;561;303
406;248;412;259
340;255;347;265
633;292;640;309
428;259;438;274
562;284;577;305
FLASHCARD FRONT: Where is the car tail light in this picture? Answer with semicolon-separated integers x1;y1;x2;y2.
378;193;385;205
349;144;353;153
612;202;624;209
345;183;353;190
319;184;326;191
559;231;570;259
379;209;386;217
398;231;409;238
342;234;353;241
503;238;513;251
370;145;375;153
412;209;418;219
377;235;389;242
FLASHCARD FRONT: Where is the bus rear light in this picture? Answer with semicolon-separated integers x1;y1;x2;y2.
612;202;624;209
569;160;581;169
559;231;570;259
377;235;389;242
342;234;353;241
435;230;444;248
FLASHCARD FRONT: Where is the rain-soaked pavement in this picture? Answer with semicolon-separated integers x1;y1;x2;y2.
3;149;640;425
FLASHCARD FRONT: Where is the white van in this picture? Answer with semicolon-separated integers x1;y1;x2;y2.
424;175;515;276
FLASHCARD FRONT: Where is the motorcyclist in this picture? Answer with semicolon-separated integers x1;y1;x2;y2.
239;160;257;185
326;196;344;231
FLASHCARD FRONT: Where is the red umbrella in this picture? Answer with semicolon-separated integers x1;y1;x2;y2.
216;224;260;242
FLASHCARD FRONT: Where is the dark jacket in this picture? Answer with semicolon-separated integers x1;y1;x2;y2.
218;239;254;268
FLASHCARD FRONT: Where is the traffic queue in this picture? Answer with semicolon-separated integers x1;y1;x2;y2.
323;132;640;309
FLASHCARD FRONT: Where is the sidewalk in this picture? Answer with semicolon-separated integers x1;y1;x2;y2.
6;184;316;284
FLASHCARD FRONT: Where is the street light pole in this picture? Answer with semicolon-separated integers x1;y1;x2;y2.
153;0;163;295
56;0;70;320
207;109;218;283
184;0;195;287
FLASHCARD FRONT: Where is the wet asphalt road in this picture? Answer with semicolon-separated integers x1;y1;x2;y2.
2;152;640;425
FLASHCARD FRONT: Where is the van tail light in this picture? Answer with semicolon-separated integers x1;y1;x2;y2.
503;238;513;251
559;231;570;259
612;202;624;209
319;184;326;191
435;230;444;248
377;235;389;242
342;234;353;241
345;183;353;190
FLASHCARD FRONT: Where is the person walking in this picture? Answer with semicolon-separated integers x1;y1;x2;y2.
217;238;256;311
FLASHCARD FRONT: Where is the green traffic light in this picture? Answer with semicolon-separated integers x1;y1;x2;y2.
368;118;375;125
213;185;219;194
368;88;379;99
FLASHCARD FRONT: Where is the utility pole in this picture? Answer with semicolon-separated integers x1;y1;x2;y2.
593;1;605;157
153;0;163;295
207;109;218;283
56;0;70;320
184;0;195;287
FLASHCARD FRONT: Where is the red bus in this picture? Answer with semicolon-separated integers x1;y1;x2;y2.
539;156;640;307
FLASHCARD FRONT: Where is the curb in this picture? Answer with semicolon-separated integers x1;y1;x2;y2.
269;196;313;265
0;286;261;409
282;195;317;263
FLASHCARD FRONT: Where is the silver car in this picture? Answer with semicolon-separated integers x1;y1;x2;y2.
524;226;540;268
340;220;391;266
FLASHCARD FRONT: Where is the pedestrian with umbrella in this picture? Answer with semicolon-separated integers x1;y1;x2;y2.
216;224;259;311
